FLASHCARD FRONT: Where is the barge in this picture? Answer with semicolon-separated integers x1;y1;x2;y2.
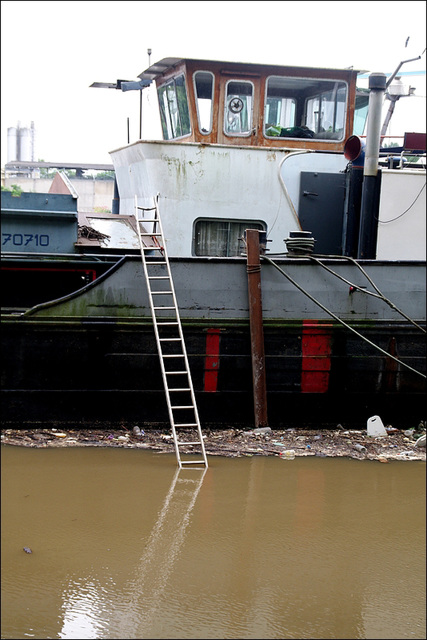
1;56;425;429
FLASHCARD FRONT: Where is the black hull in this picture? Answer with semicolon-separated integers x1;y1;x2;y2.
2;389;425;431
2;318;425;430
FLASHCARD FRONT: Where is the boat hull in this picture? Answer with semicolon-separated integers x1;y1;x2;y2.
2;256;425;429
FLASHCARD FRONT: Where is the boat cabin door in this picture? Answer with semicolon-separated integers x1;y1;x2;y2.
217;73;261;146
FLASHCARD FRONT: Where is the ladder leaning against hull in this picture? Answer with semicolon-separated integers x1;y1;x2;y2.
134;194;208;469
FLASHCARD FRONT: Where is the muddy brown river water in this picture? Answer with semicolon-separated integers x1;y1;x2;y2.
1;445;425;639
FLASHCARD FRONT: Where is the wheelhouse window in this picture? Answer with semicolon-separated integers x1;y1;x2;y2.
224;80;254;136
193;71;214;134
353;89;369;136
264;76;347;141
158;74;191;140
193;219;265;257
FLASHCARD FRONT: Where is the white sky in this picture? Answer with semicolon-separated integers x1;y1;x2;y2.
1;0;426;167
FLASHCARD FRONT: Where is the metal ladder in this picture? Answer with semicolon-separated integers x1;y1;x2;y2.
134;195;208;469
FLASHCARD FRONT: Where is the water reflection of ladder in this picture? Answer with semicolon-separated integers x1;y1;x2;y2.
142;467;207;571
114;466;207;638
134;195;208;469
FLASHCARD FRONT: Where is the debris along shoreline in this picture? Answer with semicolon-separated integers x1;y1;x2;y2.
1;426;426;462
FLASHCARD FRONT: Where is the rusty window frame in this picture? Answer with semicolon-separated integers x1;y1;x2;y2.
223;80;254;138
193;70;215;135
263;75;348;142
157;74;191;140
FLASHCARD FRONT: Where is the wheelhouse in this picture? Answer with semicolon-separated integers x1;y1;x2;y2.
139;57;360;151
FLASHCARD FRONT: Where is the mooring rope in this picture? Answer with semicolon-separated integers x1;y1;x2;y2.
308;255;426;334
262;255;426;380
247;264;261;274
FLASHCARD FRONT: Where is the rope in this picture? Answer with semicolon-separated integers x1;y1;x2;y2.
262;255;426;380
247;264;261;274
308;255;426;334
266;251;425;333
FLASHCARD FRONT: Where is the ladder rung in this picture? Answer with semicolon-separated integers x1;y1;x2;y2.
174;423;198;427
169;387;191;391
143;246;163;251
157;322;179;326
180;460;207;465
146;261;167;264
177;441;203;446
159;337;181;342
151;291;173;295
140;232;162;236
165;371;188;375
163;354;185;359
148;276;169;280
153;306;176;310
172;405;195;409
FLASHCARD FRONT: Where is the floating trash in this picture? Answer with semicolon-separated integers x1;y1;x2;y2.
414;434;426;448
354;444;367;453
280;450;296;460
367;415;387;437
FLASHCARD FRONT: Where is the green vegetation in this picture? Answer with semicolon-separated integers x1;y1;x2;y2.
1;184;23;196
37;159;57;179
36;161;115;180
382;142;419;163
94;206;112;213
92;171;115;180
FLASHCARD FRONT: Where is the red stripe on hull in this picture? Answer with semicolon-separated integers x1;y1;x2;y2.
204;328;221;392
301;321;332;393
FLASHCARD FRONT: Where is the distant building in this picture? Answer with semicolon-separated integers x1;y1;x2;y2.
3;160;116;214
4;121;116;212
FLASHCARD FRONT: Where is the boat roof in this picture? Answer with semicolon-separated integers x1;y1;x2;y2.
138;57;361;82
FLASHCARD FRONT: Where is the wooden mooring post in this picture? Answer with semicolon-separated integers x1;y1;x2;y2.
245;229;268;428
